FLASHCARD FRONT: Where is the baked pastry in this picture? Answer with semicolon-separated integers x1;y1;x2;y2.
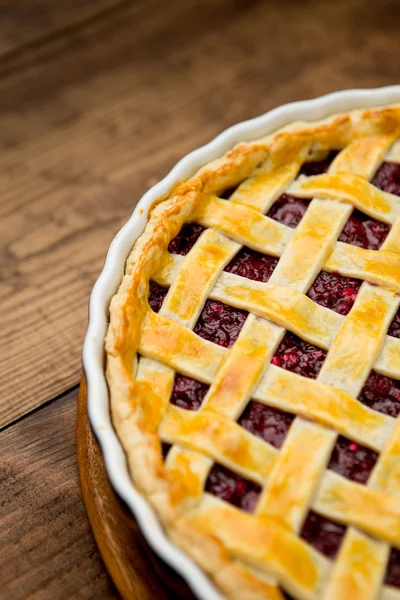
106;104;400;600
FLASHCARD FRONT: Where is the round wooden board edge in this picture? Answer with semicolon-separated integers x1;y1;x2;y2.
76;375;195;600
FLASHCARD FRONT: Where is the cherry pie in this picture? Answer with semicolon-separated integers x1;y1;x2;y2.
106;105;400;600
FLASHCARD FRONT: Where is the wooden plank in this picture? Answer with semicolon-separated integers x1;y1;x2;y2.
0;385;191;599
0;389;120;599
0;0;127;59
0;0;399;426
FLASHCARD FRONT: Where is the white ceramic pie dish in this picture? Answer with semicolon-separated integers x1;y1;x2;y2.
82;85;400;600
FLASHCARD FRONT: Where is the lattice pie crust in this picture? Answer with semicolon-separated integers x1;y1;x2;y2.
106;105;400;600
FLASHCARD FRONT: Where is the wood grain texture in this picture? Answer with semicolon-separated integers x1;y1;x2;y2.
0;0;127;59
0;378;195;600
77;377;196;600
1;0;399;426
0;388;119;600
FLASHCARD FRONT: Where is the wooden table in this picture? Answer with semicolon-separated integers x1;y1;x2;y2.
1;0;399;597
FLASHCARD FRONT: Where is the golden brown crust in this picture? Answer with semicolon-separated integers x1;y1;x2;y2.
105;105;400;600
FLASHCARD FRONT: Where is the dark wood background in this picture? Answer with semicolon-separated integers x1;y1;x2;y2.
1;0;399;597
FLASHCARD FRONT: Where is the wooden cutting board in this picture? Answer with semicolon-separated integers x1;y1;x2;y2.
76;377;197;600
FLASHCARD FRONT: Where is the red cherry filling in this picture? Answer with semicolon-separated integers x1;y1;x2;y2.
338;208;389;250
272;332;326;379
386;548;400;587
307;271;361;315
238;401;294;449
148;280;168;313
193;299;248;348
267;193;309;228
168;223;205;255
162;442;172;459
372;160;400;197
300;511;346;559
205;464;260;513
388;308;400;339
219;184;240;199
358;371;400;418
327;436;378;484
224;247;278;282
299;151;338;176
170;373;208;411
